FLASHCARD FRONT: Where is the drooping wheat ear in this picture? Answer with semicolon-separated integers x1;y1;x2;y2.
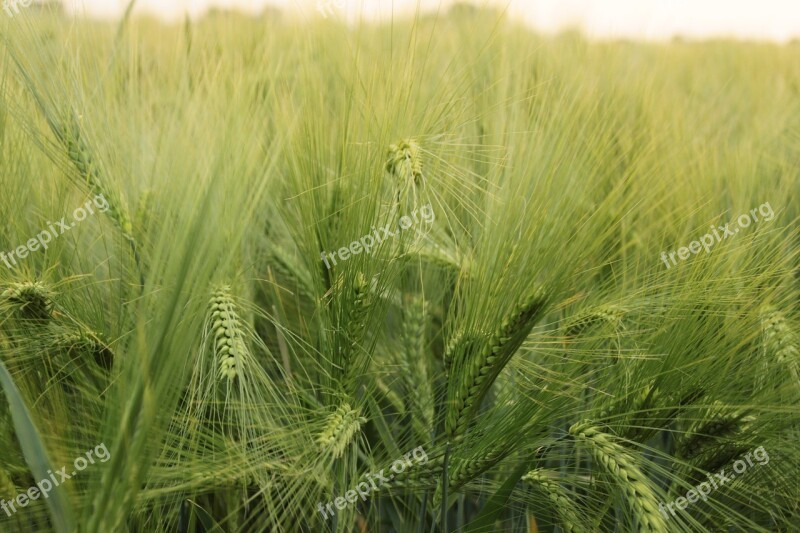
522;469;587;533
449;439;513;489
760;307;799;384
2;281;54;321
677;410;753;460
430;439;512;505
341;273;373;384
624;386;707;442
563;304;625;337
386;138;424;186
401;295;435;438
569;421;668;533
209;287;247;382
680;443;749;491
316;403;366;459
54;328;115;370
447;288;548;440
60;116;134;243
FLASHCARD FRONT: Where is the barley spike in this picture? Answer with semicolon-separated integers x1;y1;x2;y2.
447;287;548;440
569;420;668;533
523;469;587;533
316;403;366;459
209;287;247;382
2;281;54;321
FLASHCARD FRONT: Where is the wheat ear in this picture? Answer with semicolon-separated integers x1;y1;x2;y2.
60;118;134;241
54;328;114;371
563;304;625;337
401;295;435;438
760;306;799;384
2;281;54;322
268;242;315;299
523;469;587;533
403;244;470;276
57;115;144;287
677;410;753;460
447;288;548;440
449;439;513;489
392;453;445;488
375;377;405;414
209;287;247;382
135;188;153;230
443;328;483;374
341;273;372;386
569;421;668;533
386;138;424;186
316;403;366;459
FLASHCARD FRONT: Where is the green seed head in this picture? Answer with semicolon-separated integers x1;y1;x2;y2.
386;138;424;186
564;304;625;337
2;281;54;321
569;421;668;533
316;403;366;458
523;469;587;533
209;287;247;382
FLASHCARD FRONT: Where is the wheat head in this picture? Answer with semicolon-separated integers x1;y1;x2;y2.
316;403;366;459
447;287;548;440
523;469;587;533
569;420;668;533
209;287;247;382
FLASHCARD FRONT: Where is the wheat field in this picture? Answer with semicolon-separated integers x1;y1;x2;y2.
0;4;798;532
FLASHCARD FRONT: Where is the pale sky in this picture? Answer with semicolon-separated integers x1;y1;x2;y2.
60;0;800;41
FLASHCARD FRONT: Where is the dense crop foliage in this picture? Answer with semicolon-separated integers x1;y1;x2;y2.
0;5;798;532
